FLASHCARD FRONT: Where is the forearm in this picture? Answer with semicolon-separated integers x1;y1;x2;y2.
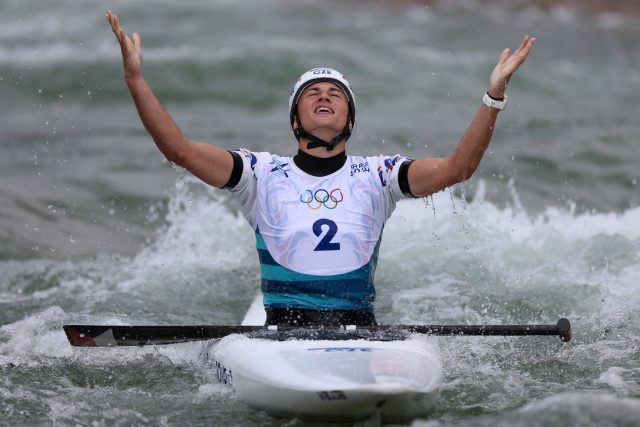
125;74;189;165
407;103;499;197
448;103;499;182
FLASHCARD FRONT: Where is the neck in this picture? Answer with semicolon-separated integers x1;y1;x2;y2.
293;149;347;177
298;139;347;158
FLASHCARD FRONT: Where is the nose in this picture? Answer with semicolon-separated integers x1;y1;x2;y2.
317;90;331;102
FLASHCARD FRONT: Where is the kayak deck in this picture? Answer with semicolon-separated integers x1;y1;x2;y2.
205;296;442;421
206;334;441;421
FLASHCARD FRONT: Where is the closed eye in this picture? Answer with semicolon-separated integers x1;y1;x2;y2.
304;88;320;97
328;88;345;98
302;86;346;100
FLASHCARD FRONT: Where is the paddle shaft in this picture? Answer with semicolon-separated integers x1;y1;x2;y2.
63;318;571;347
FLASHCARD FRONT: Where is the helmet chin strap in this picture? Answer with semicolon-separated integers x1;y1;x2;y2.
293;115;352;152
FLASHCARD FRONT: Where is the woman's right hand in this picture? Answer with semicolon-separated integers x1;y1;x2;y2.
106;10;143;80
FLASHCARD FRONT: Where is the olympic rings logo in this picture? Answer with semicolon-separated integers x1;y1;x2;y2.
300;188;344;209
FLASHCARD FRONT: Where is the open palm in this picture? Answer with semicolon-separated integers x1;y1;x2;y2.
489;35;536;98
106;10;143;80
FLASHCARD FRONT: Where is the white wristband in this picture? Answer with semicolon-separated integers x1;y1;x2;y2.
482;92;508;110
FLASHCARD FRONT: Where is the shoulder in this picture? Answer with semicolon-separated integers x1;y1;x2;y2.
234;149;269;168
363;154;414;198
343;154;405;176
366;154;406;170
362;154;408;177
234;149;289;171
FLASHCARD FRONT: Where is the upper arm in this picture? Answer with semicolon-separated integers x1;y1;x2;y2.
407;156;462;197
178;139;234;189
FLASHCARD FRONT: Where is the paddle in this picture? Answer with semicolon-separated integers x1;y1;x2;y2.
63;318;571;347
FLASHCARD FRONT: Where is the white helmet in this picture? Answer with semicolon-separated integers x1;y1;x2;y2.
288;67;356;150
289;67;356;151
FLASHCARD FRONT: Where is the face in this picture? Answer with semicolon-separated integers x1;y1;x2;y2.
294;82;351;137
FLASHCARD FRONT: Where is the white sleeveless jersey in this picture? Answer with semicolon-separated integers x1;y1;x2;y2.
227;149;412;311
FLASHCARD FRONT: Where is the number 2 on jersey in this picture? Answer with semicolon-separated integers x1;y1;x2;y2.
313;219;340;251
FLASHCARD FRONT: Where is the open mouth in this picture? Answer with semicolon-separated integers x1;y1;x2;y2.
314;106;334;114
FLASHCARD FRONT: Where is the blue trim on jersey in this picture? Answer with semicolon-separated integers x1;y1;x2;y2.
255;231;381;311
256;233;268;250
265;294;376;311
262;278;374;298
257;249;279;266
260;263;371;282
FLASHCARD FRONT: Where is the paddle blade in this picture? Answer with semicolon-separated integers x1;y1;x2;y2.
63;325;258;347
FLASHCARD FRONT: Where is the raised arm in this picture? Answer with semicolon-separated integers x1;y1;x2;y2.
106;11;233;188
407;36;536;197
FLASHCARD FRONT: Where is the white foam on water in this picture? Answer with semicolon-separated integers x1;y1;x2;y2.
413;392;640;426
147;176;254;266
381;181;640;323
0;306;73;367
196;382;232;399
595;366;640;395
519;391;640;417
46;394;154;426
112;176;255;294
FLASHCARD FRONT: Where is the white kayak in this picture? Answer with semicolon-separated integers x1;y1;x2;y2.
204;297;442;421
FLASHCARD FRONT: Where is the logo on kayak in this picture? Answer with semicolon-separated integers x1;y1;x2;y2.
317;390;347;401
211;359;233;385
308;347;377;352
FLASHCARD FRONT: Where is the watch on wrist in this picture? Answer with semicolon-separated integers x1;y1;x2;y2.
482;92;508;110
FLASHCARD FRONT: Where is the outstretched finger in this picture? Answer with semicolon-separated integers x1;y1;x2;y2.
118;29;133;51
106;11;123;43
516;35;529;53
517;37;536;63
106;11;116;32
107;11;116;31
114;14;127;45
498;48;510;65
114;13;122;34
132;32;141;51
515;36;535;59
